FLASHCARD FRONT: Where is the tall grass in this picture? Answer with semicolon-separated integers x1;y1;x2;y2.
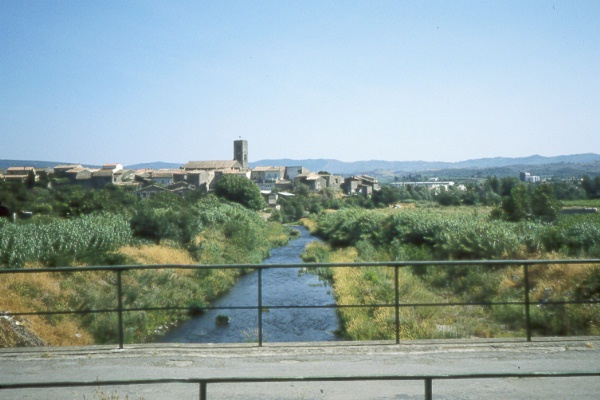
0;214;132;269
0;267;94;346
1;197;297;346
310;207;600;339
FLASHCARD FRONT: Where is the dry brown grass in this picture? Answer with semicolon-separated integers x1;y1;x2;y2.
0;265;93;347
498;253;600;301
298;217;318;232
118;245;195;265
117;244;196;277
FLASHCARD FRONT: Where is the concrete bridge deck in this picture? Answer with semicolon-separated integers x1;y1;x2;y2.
1;338;599;399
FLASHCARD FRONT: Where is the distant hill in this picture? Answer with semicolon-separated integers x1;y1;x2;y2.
0;160;181;172
3;153;600;178
250;153;600;175
0;159;99;170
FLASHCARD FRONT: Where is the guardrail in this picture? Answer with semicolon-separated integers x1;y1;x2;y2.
1;372;599;400
1;259;599;349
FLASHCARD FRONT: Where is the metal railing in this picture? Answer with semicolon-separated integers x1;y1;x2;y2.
1;259;599;348
1;372;599;400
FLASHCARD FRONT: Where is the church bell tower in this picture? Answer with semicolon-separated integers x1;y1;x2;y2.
233;139;248;170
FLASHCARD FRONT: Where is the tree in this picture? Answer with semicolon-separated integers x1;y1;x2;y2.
294;183;310;196
130;206;200;245
372;186;403;207
436;187;461;206
551;180;587;201
214;175;265;210
499;177;521;197
498;184;530;222
493;183;561;222
582;175;600;199
278;196;306;222
0;181;31;213
486;176;500;195
25;170;36;189
460;184;480;206
531;184;561;222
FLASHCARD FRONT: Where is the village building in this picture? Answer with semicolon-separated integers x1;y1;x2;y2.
114;169;136;184
1;166;39;183
294;172;326;192
233;139;249;170
274;179;294;191
135;184;170;200
182;160;242;171
65;167;94;186
167;182;197;197
251;166;286;190
2;140;320;206
184;170;214;191
53;164;85;178
147;170;179;186
319;172;344;190
520;172;541;183
284;166;309;181
135;182;197;200
90;169;116;188
390;180;457;193
102;163;123;172
180;139;250;192
343;175;380;196
221;169;251;179
261;190;280;208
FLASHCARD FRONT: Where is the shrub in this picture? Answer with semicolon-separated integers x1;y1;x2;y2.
214;175;265;210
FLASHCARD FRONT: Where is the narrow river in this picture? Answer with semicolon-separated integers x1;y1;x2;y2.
162;226;340;344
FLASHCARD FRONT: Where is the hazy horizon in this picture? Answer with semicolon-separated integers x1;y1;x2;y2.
3;151;600;169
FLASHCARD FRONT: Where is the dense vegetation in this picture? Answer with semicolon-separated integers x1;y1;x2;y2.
2;173;600;346
305;205;600;340
269;176;596;224
286;171;600;341
214;174;266;210
0;181;292;346
0;214;132;269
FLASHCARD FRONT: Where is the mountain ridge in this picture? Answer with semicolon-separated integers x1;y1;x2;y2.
249;153;600;174
2;153;599;176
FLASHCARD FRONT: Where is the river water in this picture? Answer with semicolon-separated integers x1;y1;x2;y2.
162;226;340;344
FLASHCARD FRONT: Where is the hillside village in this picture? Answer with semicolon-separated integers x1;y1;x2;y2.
0;140;383;208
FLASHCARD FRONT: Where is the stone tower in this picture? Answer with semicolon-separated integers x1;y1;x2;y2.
233;139;248;170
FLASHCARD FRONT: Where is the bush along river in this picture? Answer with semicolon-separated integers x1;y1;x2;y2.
162;226;340;344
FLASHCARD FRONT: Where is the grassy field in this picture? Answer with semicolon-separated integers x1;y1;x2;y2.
1;207;293;347
303;205;600;340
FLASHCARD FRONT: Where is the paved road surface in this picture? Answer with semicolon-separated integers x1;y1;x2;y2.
1;338;599;399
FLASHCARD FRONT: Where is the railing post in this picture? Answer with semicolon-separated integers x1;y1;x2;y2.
523;264;531;342
258;267;263;347
395;265;400;344
199;382;206;400
116;269;124;349
424;377;432;400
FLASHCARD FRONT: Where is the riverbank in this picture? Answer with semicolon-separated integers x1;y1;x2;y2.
1;214;294;348
162;225;340;344
303;208;600;341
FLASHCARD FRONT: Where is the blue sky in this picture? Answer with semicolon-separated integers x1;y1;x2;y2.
1;1;599;165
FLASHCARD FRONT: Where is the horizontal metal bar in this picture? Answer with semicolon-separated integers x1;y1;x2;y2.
1;372;599;390
2;259;599;275
3;299;598;319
